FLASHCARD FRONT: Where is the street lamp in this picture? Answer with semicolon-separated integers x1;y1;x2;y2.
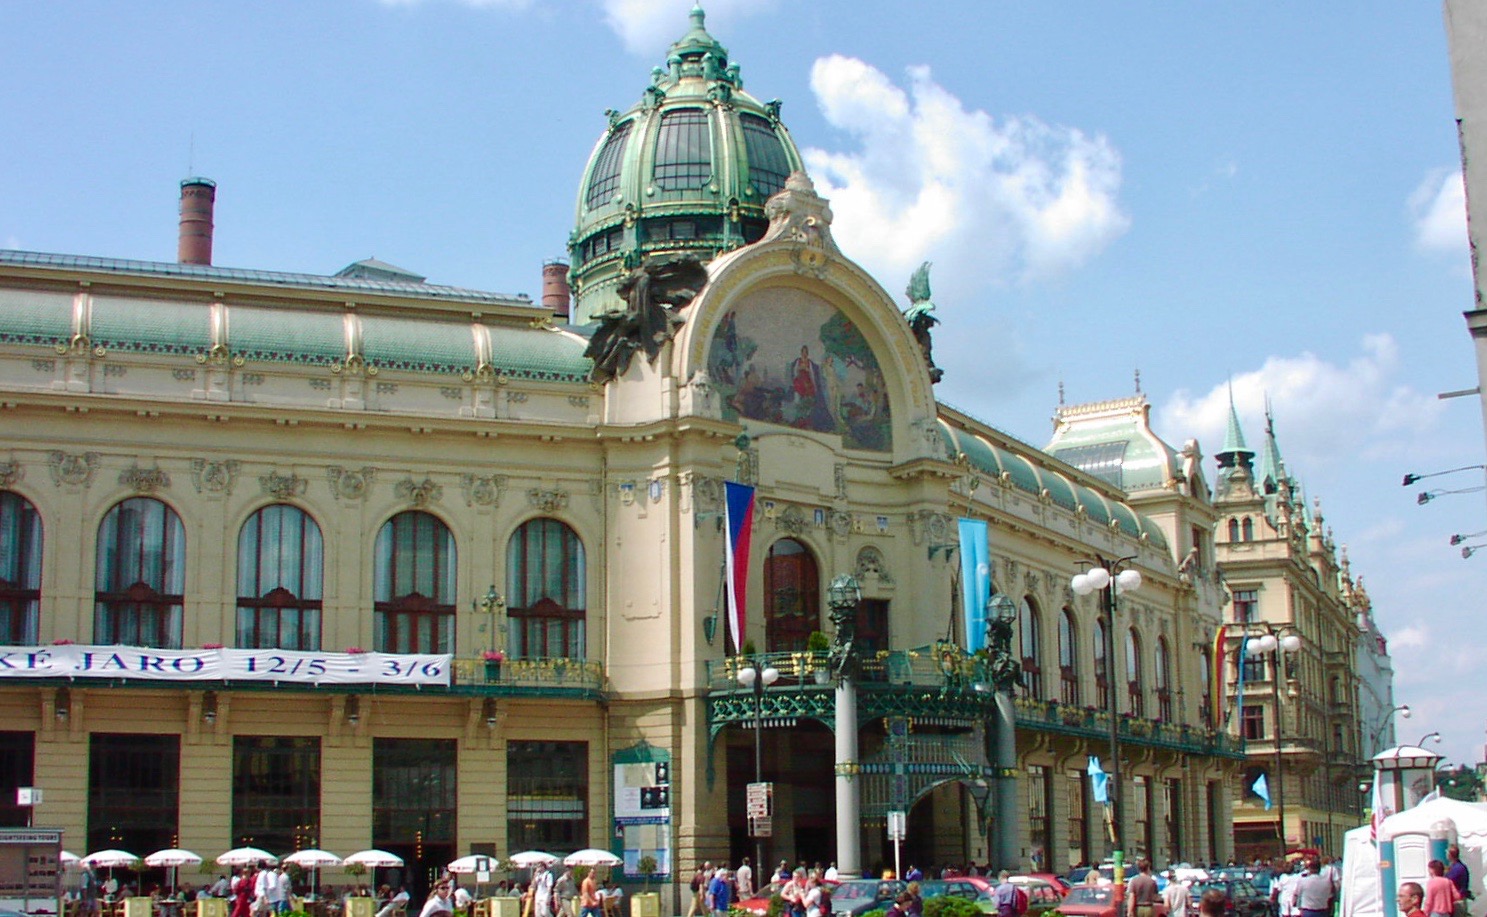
826;573;864;879
1245;627;1301;859
1402;465;1486;486
736;660;779;874
985;591;1019;871
473;585;506;652
1071;555;1142;903
1369;704;1411;751
1415;731;1443;748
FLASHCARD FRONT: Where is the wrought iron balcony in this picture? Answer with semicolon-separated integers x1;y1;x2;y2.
449;655;607;699
705;648;1245;759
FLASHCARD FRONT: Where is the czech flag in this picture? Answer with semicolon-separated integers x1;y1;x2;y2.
724;482;756;653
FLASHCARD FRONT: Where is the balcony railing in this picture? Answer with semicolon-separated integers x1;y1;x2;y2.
449;655;606;697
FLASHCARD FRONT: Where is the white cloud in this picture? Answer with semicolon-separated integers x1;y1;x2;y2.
1409;168;1469;257
1158;333;1444;469
598;0;776;56
1390;624;1428;649
802;55;1130;293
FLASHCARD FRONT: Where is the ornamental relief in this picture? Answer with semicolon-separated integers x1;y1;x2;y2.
120;464;170;494
0;462;21;488
260;471;307;500
459;474;506;508
828;510;853;539
191;459;241;496
395;476;442;508
327;466;377;501
527;488;569;514
47;451;100;488
855;545;893;585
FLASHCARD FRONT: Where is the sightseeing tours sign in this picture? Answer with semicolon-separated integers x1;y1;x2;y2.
0;644;452;686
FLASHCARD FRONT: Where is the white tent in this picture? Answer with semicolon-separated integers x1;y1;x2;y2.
1340;798;1487;917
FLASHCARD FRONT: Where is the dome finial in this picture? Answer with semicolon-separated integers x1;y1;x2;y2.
691;4;706;28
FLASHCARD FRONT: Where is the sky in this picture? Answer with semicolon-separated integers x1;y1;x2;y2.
1;3;1482;778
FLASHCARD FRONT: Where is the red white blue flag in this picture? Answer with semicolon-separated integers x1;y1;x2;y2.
723;482;756;653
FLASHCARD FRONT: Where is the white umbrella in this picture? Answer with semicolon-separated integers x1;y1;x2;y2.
284;849;341;894
343;850;403;869
82;850;140;869
506;851;559;868
60;851;81;869
145;849;202;894
563;850;621;868
446;856;493;876
217;848;278;867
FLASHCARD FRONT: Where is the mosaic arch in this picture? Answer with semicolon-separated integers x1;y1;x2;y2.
706;287;892;451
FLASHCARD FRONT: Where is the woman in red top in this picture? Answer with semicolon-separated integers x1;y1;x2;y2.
1425;861;1463;917
231;868;255;917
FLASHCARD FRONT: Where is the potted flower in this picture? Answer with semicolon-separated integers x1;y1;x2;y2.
806;631;831;683
345;646;367;655
482;650;505;681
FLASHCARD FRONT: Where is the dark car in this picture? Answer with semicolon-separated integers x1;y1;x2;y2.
831;879;907;916
1058;885;1168;917
1188;879;1272;917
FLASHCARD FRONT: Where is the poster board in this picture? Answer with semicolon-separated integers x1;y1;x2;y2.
0;827;63;917
612;743;671;879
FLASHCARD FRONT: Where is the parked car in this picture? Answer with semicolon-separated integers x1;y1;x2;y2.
831;879;907;916
1065;866;1116;888
1187;879;1272;917
918;878;994;913
1057;884;1168;917
1019;873;1072;897
1009;878;1065;916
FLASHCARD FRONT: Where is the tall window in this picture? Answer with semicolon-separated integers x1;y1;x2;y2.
764;539;818;652
0;492;42;645
1241;705;1265;741
1164;778;1183;862
1155;637;1173;721
1028;765;1051;864
88;734;179;854
237;505;323;650
507;518;586;659
507;741;588;852
1066;769;1090;869
1133;775;1152;857
232;737;320;851
374;511;456;654
374;739;456;893
1059;609;1080;705
1126;629;1145;717
585;121;632;209
1240;646;1266;683
740;114;791;199
95;498;185;648
1199;647;1214;726
1019;597;1043;699
1233;589;1258;623
1094;619;1109;709
1242;517;1254;541
0;731;35;827
653;109;712;191
856;599;889;655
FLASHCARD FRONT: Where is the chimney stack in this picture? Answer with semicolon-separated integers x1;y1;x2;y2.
542;259;571;320
178;177;217;265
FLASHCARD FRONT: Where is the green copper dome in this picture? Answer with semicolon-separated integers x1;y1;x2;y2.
567;5;805;323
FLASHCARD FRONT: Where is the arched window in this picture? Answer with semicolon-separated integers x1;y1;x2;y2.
1227;518;1239;542
237;504;323;650
1094;619;1109;710
507;518;586;659
653;109;712;191
0;492;42;644
374;511;456;655
1156;636;1173;721
1019;597;1043;699
95;497;186;648
1126;628;1145;717
764;538;818;652
1241;517;1254;541
1059;608;1080;705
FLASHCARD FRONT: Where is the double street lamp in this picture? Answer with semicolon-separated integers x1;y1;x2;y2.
1244;626;1301;859
736;660;779;874
1070;556;1142;904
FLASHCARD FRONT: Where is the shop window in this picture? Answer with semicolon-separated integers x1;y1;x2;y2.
232;736;320;851
88;733;179;854
0;731;34;827
507;741;588;852
95;497;185;648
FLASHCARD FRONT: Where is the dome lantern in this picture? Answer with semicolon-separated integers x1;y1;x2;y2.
567;5;804;323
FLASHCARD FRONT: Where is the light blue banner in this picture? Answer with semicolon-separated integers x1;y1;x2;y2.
958;518;989;652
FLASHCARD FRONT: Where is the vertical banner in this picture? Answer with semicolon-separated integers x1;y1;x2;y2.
723;482;756;653
958;518;990;652
1210;625;1227;726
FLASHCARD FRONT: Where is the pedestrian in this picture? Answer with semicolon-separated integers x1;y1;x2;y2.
1399;882;1427;917
1126;861;1159;917
686;864;712;917
579;870;601;917
1446;846;1472;917
1274;862;1301;917
81;866;101;917
1162;875;1191;917
1296;859;1334;917
231;867;255;917
736;859;754;900
707;869;733;917
1200;891;1228;917
993;872;1019;917
1426;861;1463;917
419;881;454;917
530;863;555;917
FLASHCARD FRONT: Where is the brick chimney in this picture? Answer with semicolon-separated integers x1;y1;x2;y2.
178;177;217;265
542;259;571;320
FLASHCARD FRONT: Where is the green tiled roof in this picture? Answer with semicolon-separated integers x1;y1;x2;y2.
0;287;72;346
232;306;345;365
92;296;211;355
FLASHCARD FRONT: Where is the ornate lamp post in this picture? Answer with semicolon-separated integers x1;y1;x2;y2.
737;660;780;875
1244;626;1301;859
1071;556;1142;906
473;585;506;651
985;592;1019;870
827;573;862;879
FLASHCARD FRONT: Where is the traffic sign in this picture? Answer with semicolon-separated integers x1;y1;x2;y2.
887;810;906;841
746;782;773;817
749;816;772;838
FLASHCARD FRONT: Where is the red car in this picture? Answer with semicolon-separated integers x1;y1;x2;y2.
736;879;842;917
1016;874;1072;897
1057;885;1168;917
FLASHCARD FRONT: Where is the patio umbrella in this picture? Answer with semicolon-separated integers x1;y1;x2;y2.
506;851;559;869
82;850;140;869
343;850;403;869
217;848;278;867
60;851;81;869
145;849;203;894
446;856;499;875
284;849;342;895
563;850;621;868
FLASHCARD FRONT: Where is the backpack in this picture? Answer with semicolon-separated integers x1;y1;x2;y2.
1012;888;1029;917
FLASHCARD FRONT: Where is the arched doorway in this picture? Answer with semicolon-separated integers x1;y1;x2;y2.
764;539;819;652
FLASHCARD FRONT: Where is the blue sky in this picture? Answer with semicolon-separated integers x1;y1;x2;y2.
2;2;1482;776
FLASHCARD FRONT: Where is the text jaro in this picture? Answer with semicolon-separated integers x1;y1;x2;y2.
0;644;452;686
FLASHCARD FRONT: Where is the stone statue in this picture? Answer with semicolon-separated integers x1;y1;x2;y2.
985;614;1020;692
585;255;709;384
903;261;943;384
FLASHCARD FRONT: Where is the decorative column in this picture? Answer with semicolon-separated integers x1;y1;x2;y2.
985;593;1020;871
828;574;863;879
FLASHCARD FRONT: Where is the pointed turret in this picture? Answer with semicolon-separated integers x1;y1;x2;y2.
1256;397;1287;495
1214;390;1254;471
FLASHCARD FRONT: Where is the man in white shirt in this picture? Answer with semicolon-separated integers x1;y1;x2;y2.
1161;875;1191;917
272;868;292;914
253;863;275;917
377;887;411;917
736;859;754;900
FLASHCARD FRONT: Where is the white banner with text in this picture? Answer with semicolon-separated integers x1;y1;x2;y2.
0;645;452;686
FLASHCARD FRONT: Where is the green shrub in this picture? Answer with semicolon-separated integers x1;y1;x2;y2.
924;895;982;917
807;631;830;652
765;894;788;917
